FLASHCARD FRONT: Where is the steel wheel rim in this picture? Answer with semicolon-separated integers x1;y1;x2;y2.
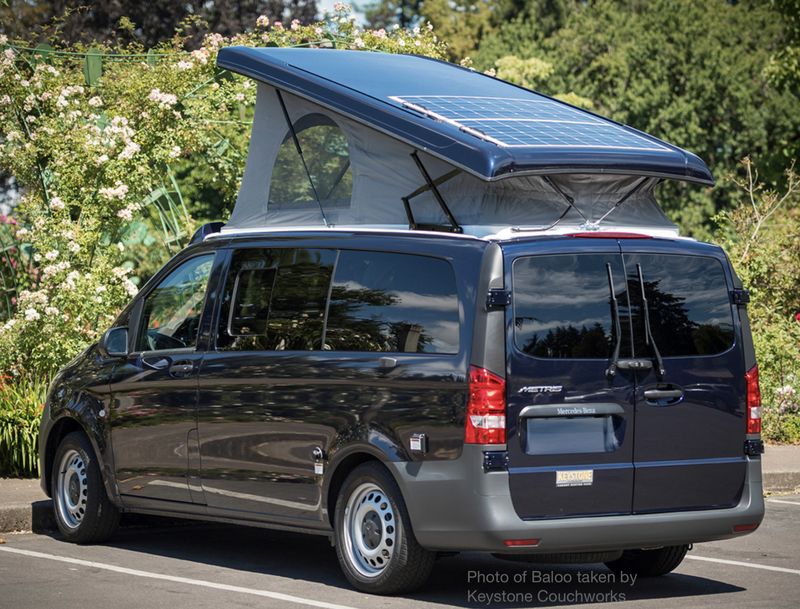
55;449;88;530
342;482;397;578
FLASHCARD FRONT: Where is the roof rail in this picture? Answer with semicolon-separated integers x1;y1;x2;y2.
190;222;225;245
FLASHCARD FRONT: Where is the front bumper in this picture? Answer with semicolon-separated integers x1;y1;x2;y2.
388;445;764;553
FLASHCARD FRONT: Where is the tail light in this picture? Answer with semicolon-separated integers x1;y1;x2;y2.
745;365;761;434
465;366;506;444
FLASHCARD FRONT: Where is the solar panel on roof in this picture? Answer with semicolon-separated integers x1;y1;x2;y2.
389;95;669;151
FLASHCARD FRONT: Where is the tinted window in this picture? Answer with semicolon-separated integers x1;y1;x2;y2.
325;251;460;353
627;254;734;357
513;254;630;359
136;254;214;352
216;248;335;351
269;114;352;211
270;249;336;350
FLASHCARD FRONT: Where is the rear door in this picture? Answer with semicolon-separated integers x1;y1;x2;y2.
621;241;746;513
505;239;636;520
197;246;337;520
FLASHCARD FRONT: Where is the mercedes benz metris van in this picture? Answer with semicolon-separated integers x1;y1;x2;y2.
38;48;765;595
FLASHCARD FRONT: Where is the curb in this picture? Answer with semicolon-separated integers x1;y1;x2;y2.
0;500;194;533
764;472;800;494
0;500;55;534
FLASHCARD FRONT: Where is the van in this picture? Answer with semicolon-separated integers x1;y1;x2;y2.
38;48;765;595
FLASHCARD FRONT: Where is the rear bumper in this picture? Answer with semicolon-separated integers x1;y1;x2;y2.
388;445;764;553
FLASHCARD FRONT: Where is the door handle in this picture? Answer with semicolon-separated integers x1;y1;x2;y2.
643;388;683;403
169;362;195;377
519;402;624;418
616;358;653;371
378;357;397;370
141;356;170;370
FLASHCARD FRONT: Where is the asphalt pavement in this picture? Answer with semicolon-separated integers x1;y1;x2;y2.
1;494;798;609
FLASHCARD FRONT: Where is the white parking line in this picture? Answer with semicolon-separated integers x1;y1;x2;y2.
0;546;360;609
686;555;800;575
767;498;800;506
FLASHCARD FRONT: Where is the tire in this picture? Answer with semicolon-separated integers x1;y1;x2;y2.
604;545;689;577
51;431;119;544
334;462;435;595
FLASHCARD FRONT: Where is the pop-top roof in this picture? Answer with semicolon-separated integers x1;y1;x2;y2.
217;47;714;185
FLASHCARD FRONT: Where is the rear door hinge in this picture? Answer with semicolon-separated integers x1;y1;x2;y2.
731;289;750;305
486;288;511;310
744;438;764;456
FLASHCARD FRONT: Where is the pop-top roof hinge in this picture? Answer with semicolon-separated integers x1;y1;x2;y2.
487;288;511;310
731;289;751;305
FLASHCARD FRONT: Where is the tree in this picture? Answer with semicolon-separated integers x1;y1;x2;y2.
0;0;318;48
364;0;514;61
474;0;800;237
765;0;800;163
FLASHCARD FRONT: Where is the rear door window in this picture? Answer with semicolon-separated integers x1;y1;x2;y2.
512;254;630;359
626;254;734;357
325;251;460;353
216;248;336;351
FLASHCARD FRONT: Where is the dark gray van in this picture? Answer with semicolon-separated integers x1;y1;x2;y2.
38;49;765;595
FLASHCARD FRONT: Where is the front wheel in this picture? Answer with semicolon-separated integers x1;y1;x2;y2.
51;431;119;543
334;462;435;594
605;545;689;577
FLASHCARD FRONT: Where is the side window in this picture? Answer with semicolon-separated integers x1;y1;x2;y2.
269;114;352;211
325;251;460;354
513;254;630;359
217;248;336;351
627;254;734;357
135;254;215;352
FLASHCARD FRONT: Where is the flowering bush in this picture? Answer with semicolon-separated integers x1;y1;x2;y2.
716;158;800;443
0;6;445;379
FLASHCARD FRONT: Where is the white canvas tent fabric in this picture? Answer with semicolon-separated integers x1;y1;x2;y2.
224;83;678;235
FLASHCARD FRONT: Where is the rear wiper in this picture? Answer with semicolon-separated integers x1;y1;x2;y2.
605;262;623;379
637;263;666;378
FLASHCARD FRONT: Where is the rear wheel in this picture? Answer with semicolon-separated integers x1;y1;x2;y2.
334;462;435;594
605;545;689;577
52;431;119;543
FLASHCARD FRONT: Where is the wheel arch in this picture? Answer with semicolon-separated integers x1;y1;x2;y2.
43;414;116;504
324;446;401;528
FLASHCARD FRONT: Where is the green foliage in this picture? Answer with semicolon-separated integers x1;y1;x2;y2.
0;6;446;379
0;1;319;49
715;158;800;443
494;54;553;88
413;0;495;62
364;0;571;61
493;54;592;108
474;0;800;237
0;375;48;477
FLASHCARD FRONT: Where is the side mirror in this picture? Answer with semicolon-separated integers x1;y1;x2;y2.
99;327;129;358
